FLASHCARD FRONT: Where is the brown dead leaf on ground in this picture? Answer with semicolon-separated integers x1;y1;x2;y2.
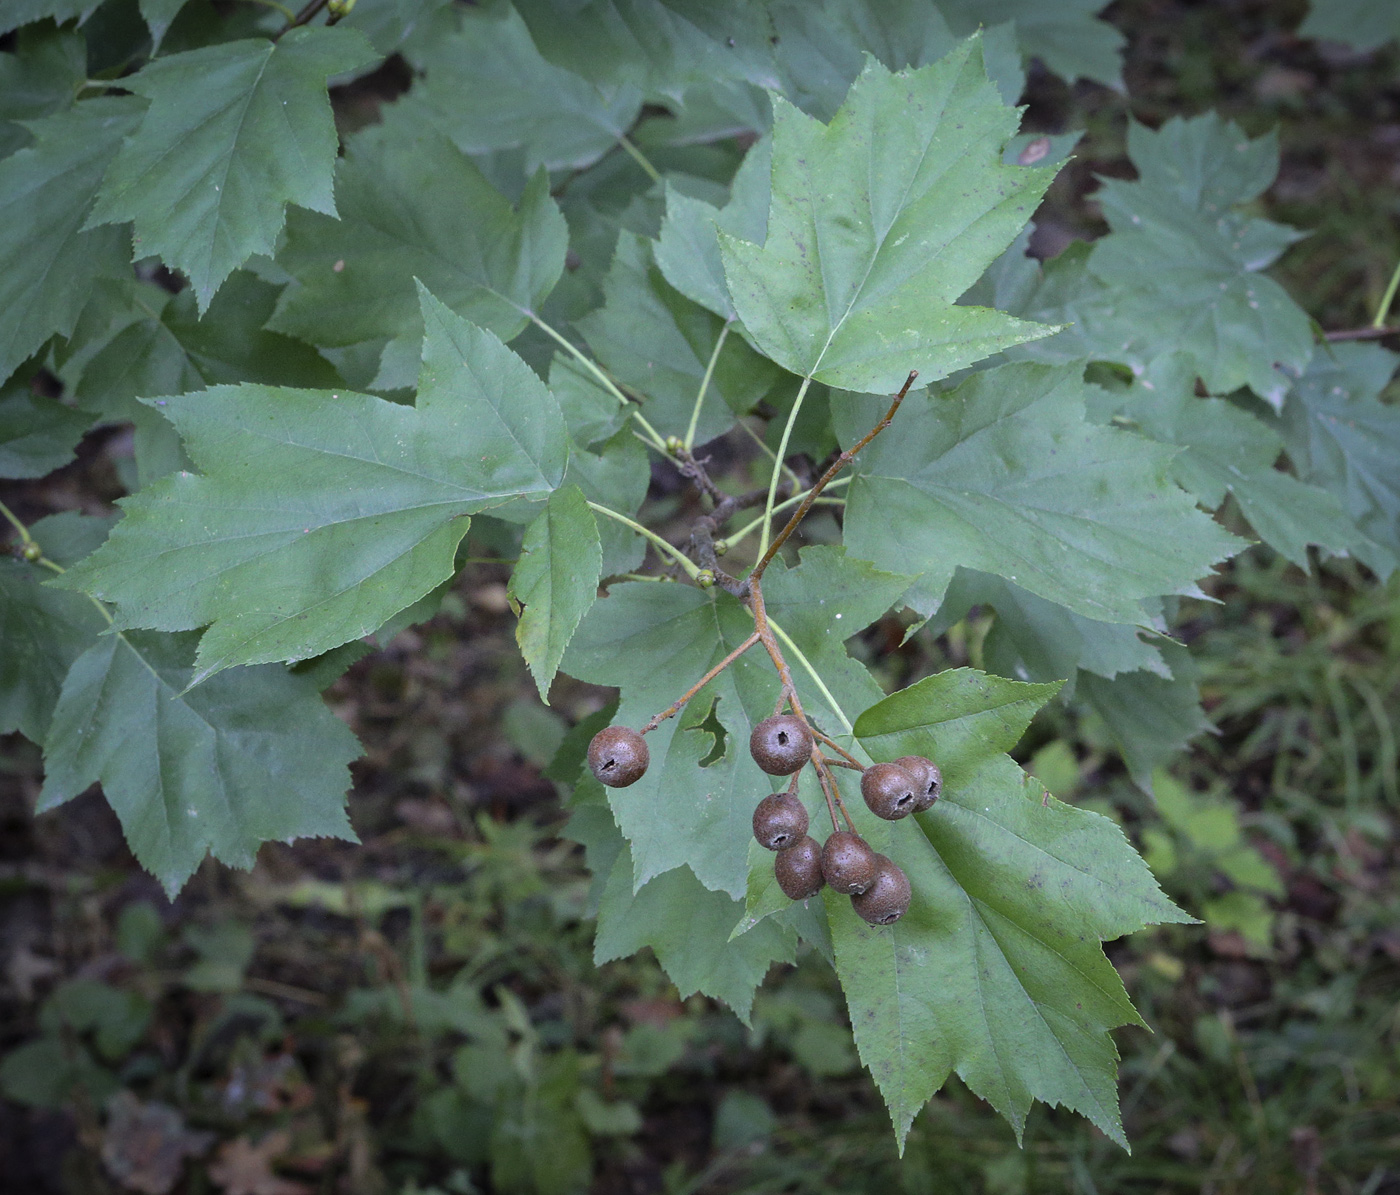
102;1091;214;1195
207;1132;312;1195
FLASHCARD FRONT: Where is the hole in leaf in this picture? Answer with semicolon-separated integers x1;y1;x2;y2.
686;697;728;768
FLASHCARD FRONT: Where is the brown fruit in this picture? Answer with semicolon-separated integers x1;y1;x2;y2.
851;855;911;925
860;761;918;821
821;830;878;895
774;836;824;899
753;792;809;851
894;755;942;812
749;714;813;775
586;726;649;788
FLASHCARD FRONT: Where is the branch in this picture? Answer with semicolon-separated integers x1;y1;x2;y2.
640;631;760;734
750;370;917;584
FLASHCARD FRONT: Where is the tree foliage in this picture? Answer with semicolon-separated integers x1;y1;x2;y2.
1;0;1393;1150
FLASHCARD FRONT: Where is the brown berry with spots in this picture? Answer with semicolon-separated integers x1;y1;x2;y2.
774;835;824;900
749;714;813;776
587;726;649;788
821;830;878;895
753;791;809;851
860;761;918;821
851;854;911;925
894;755;942;812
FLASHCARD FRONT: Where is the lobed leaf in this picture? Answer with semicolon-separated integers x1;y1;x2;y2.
271;105;567;384
578;232;782;444
840;361;1243;621
846;668;1192;1147
405;0;643;172
0;515;109;742
568;778;795;1021
719;41;1059;393
1116;353;1384;572
0;97;143;384
563;549;908;899
56;289;568;683
39;630;360;898
1272;343;1400;574
85;29;379;312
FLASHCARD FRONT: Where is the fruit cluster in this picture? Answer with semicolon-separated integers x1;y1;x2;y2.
586;714;941;927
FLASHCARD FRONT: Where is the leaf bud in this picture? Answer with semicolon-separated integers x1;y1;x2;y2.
664;435;684;454
696;568;715;588
21;542;42;562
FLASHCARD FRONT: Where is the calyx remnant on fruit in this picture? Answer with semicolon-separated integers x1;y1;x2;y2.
861;761;918;821
750;714;813;775
821;830;878;895
774;835;824;899
753;791;809;851
587;726;649;788
894;755;942;811
851;854;911;925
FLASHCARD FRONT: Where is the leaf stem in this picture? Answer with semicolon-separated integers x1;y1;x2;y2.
720;479;849;550
1373;257;1400;329
275;0;327;37
246;0;298;20
0;499;33;547
751;371;916;583
528;314;670;453
641;631;760;734
734;417;803;491
684;321;731;452
756;375;813;562
765;613;854;736
586;501;700;580
616;135;663;186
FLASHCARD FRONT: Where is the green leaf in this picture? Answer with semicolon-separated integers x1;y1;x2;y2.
0;385;92;479
0;520;107;741
1117;353;1384;571
65;272;342;484
766;1;1028;121
0;97;143;384
511;0;773;102
85;28;380;311
1078;643;1210;792
510;485;603;701
937;0;1125;87
271;104;567;378
137;0;190;48
56;289;568;683
654;137;771;324
551;352;627;448
1041;116;1313;408
840;361;1243;621
0;0;101;36
578;232;782;443
563;548;906;899
0;25;88;155
847;668;1191;1147
1299;0;1400;51
404;0;642;172
1273;343;1400;572
575;779;795;1021
936;570;1170;684
340;0;454;55
562;427;649;577
719;41;1059;392
38;630;360;897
